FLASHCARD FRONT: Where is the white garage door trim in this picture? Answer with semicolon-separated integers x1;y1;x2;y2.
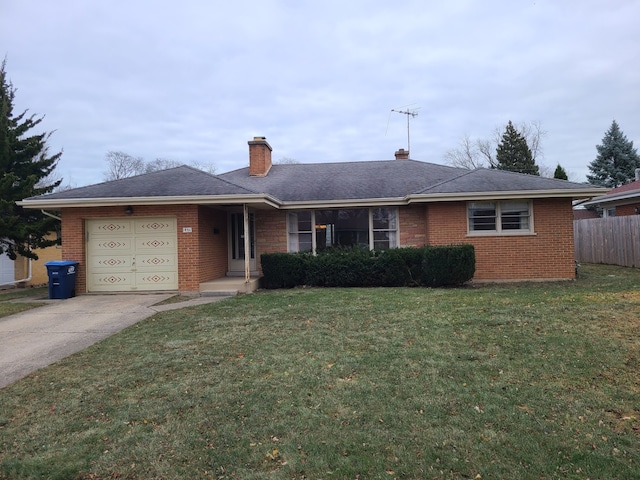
87;217;178;292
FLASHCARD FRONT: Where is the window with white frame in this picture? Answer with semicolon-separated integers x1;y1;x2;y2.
287;208;399;253
288;211;313;252
372;207;398;250
468;201;532;234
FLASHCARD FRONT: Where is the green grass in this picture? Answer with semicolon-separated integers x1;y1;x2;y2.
1;264;639;479
0;286;48;318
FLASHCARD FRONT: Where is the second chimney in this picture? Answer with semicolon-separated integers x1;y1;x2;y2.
395;148;409;160
249;136;272;176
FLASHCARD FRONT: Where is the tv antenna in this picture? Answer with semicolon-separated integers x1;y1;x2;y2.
388;104;420;154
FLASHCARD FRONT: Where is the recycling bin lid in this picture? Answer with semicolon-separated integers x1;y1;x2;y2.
45;260;79;266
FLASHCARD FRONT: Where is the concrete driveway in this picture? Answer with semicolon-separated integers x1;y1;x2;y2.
0;294;228;389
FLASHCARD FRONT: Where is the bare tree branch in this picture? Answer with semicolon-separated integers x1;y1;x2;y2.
103;151;145;180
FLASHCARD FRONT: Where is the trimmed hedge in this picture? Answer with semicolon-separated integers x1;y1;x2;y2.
261;245;475;289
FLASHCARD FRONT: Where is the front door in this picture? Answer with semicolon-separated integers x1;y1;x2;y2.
228;211;256;274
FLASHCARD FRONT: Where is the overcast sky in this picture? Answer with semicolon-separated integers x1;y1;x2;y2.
2;0;639;187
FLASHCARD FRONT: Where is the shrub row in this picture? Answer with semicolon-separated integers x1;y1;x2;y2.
260;245;475;289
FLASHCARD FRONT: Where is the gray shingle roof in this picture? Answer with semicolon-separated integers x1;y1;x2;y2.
22;160;604;206
417;167;597;195
27;165;256;200
218;160;463;201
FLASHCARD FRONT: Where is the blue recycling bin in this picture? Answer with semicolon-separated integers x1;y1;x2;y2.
45;261;79;299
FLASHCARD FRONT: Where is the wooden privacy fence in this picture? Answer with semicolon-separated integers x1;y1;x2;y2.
574;216;640;267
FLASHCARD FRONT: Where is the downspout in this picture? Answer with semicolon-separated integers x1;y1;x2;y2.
41;210;62;221
14;256;33;286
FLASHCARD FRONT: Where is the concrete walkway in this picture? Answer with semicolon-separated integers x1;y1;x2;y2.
0;294;229;389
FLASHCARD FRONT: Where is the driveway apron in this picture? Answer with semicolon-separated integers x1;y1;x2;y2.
0;294;206;389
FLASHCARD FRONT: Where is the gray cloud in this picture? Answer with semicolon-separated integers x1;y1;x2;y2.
2;0;639;186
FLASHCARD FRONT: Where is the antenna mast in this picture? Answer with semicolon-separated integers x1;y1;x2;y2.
391;106;420;154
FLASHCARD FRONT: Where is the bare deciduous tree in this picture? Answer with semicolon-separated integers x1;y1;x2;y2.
103;151;145;180
445;121;547;172
103;152;217;180
274;157;299;165
443;135;484;170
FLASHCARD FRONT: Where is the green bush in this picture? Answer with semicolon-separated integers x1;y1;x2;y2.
259;252;309;289
307;247;373;287
260;245;475;289
421;244;476;287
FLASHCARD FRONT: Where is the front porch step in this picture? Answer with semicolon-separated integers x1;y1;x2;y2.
199;276;261;296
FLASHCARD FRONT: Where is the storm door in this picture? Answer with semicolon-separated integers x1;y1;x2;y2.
228;211;256;274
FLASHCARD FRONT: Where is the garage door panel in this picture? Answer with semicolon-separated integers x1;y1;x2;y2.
135;271;178;289
136;253;176;270
87;217;178;292
89;255;133;272
135;236;176;252
89;237;134;253
135;219;176;234
89;220;133;235
89;272;134;290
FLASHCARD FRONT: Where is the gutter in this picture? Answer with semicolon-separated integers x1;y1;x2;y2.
18;193;282;210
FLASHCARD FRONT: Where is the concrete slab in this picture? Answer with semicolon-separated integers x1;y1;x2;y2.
0;294;230;389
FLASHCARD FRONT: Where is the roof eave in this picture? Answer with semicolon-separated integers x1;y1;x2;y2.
278;198;408;209
17;194;282;210
407;188;608;203
581;190;640;207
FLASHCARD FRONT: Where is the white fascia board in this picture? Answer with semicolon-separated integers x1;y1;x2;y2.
581;190;640;207
407;188;607;203
278;198;408;210
17;194;281;209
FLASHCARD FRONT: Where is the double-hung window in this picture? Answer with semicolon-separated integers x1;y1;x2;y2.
287;207;399;253
468;201;532;235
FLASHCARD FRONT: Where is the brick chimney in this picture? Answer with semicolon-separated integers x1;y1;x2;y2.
395;148;409;160
249;136;272;176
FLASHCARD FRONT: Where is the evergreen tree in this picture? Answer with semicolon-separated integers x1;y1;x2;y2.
495;120;540;175
0;59;62;260
587;120;640;188
553;164;568;180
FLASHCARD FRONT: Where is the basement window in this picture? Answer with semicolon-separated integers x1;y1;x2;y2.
468;201;532;235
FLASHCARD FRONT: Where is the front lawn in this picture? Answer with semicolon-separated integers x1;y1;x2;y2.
0;264;639;479
0;286;48;318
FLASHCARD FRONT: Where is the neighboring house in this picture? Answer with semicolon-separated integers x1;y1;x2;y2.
18;137;605;294
581;171;640;217
0;234;62;288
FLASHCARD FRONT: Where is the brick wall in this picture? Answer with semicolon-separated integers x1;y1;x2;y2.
399;204;427;246
61;205;229;293
62;199;577;292
422;199;576;280
197;207;228;282
615;204;640;216
255;209;287;273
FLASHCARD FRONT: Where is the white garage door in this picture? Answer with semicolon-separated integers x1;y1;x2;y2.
87;217;178;292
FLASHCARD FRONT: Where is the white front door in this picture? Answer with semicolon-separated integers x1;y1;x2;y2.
228;211;256;274
87;217;178;292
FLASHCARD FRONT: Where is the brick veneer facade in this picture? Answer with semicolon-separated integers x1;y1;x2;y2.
252;198;577;281
61;198;576;294
61;205;229;293
424;198;576;280
615;203;640;216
